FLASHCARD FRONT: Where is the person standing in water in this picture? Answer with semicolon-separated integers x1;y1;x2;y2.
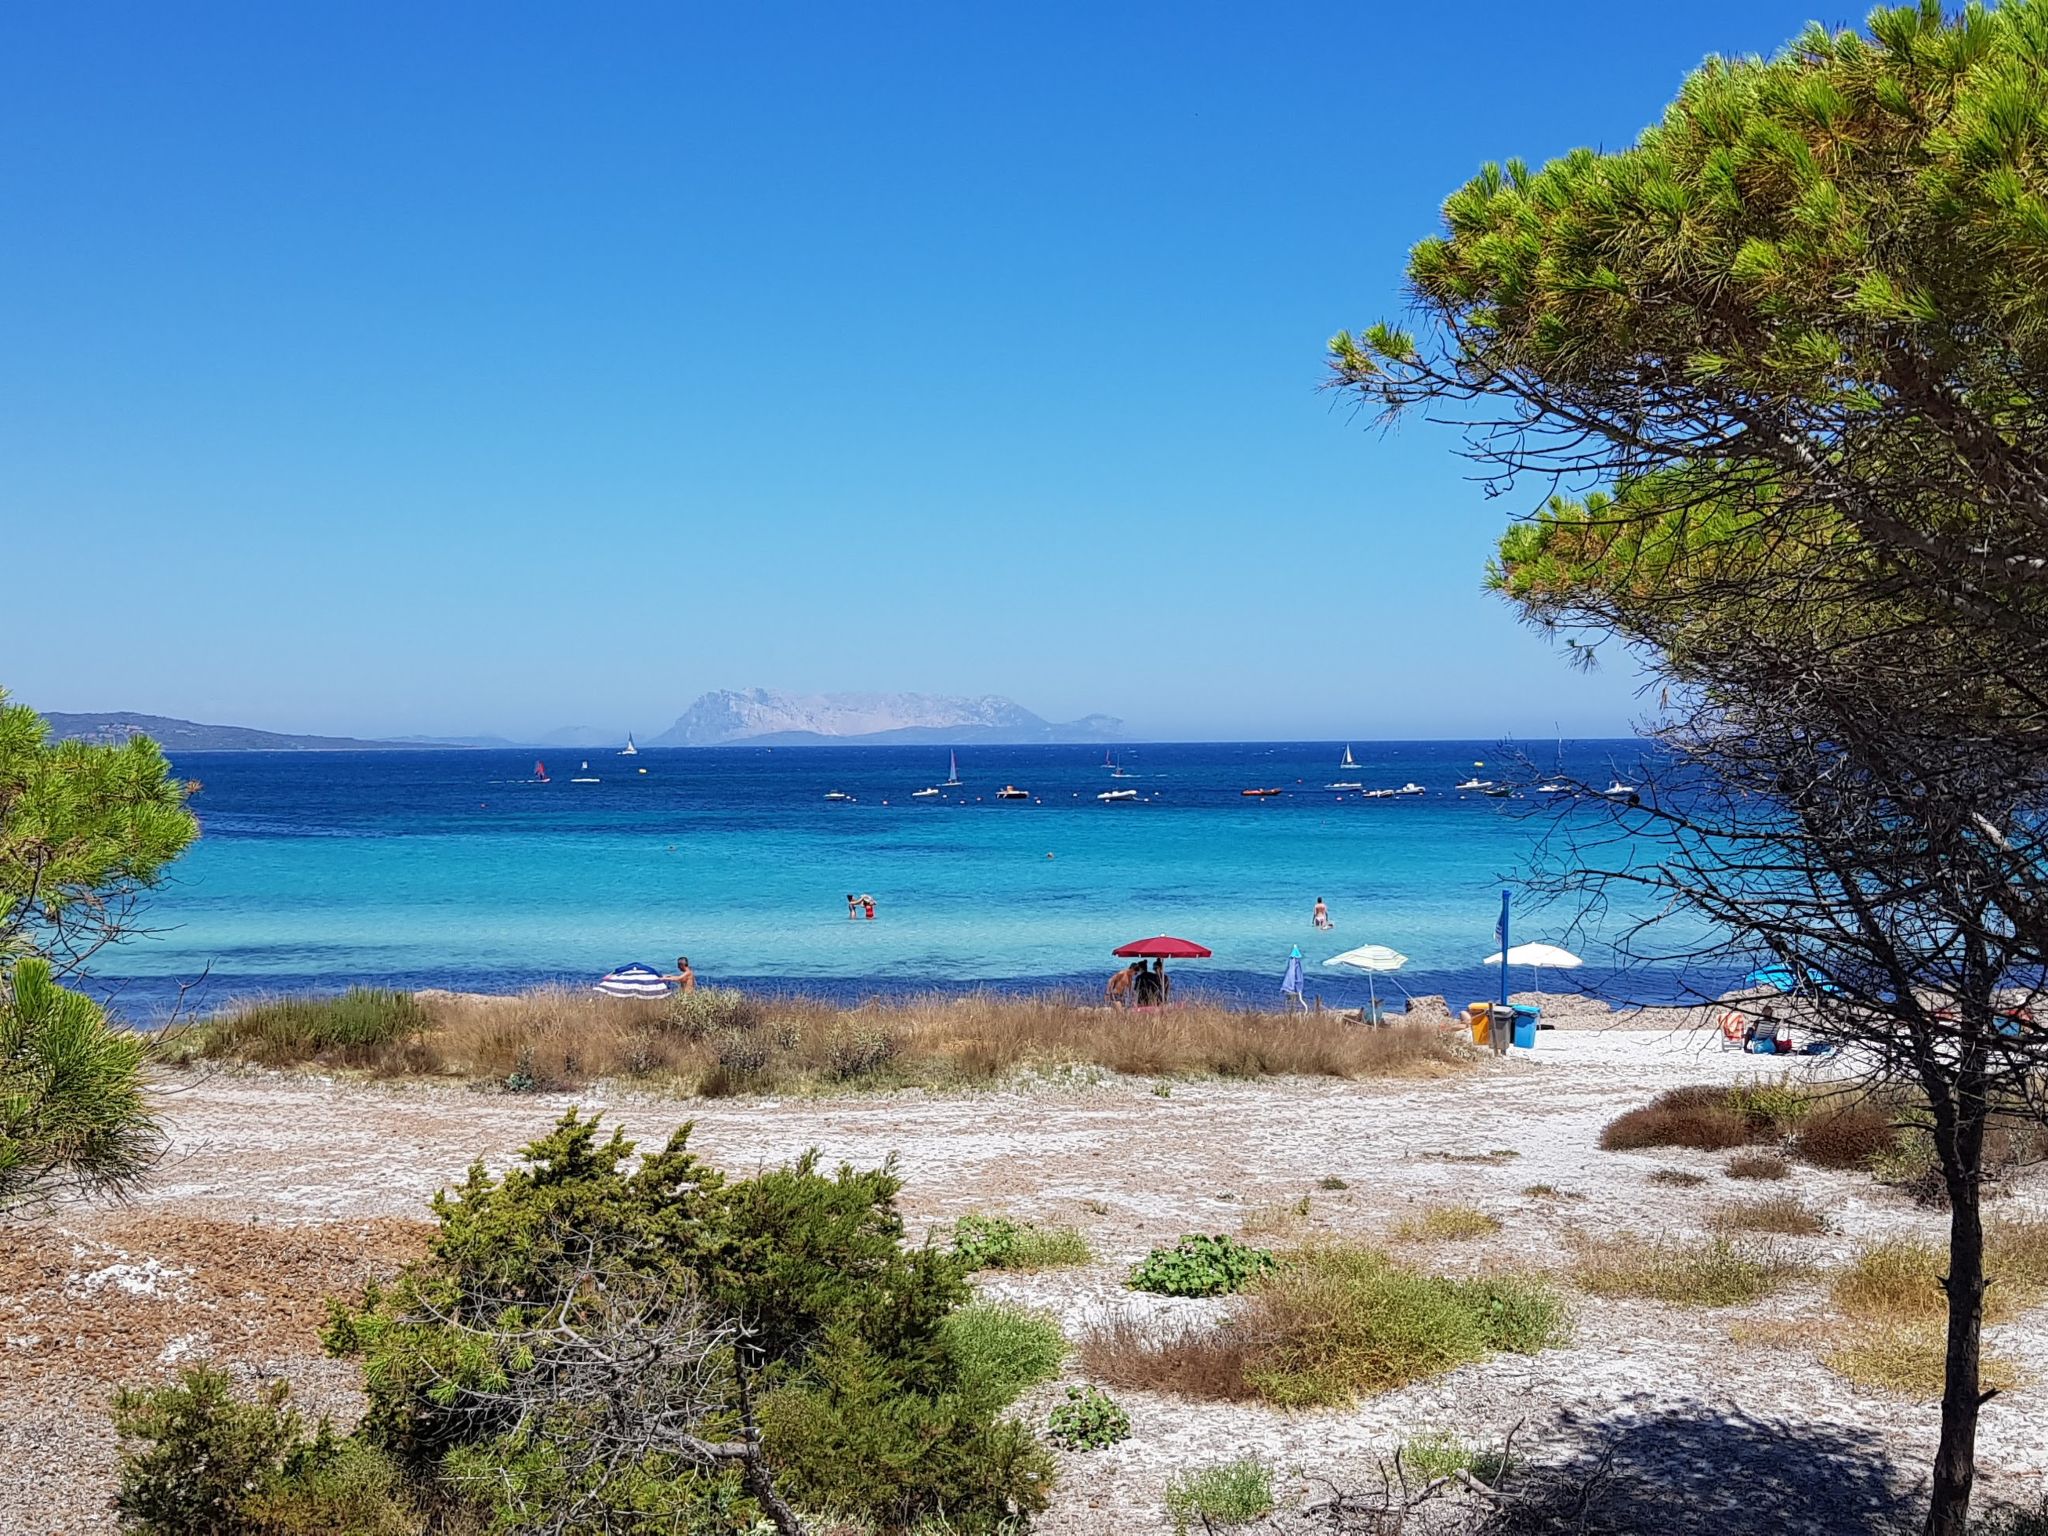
862;895;876;921
1312;897;1332;930
846;894;859;920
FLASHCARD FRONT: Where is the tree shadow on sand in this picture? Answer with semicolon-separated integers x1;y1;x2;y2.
1479;1402;1921;1536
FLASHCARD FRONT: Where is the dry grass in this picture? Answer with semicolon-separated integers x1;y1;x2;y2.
1725;1152;1791;1181
1077;1247;1567;1408
1709;1195;1829;1236
1393;1205;1503;1242
1572;1235;1812;1306
1825;1322;2022;1398
1646;1168;1708;1188
1074;1310;1260;1401
1240;1197;1313;1239
173;987;1473;1096
1833;1221;2048;1326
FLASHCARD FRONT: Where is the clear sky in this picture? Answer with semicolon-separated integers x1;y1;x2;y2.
3;1;1828;741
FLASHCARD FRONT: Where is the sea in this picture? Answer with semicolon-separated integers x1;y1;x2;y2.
83;740;1726;1021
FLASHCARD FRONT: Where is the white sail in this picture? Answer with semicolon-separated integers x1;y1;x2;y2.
1341;744;1357;768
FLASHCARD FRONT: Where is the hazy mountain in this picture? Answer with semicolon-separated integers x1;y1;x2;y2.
650;689;1124;747
39;711;451;752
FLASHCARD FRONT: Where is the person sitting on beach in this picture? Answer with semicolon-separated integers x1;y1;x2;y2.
1106;962;1141;1008
1132;965;1162;1007
1312;897;1332;930
663;956;697;993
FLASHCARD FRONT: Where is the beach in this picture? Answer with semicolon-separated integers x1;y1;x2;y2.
8;1028;2043;1534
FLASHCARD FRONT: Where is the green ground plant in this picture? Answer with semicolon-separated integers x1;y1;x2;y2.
950;1214;1092;1271
182;989;430;1070
937;1302;1066;1404
1400;1430;1511;1484
1245;1246;1567;1407
1128;1234;1275;1298
1045;1385;1130;1451
1164;1459;1274;1534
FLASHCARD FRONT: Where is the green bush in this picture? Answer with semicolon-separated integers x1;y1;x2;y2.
1399;1430;1511;1484
1046;1385;1131;1451
1164;1458;1273;1533
1129;1235;1275;1298
321;1110;1043;1534
826;1025;899;1079
112;1368;421;1536
938;1301;1066;1407
951;1214;1092;1271
114;1367;305;1535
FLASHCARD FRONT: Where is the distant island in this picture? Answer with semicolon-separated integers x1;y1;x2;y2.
38;712;455;752
37;690;1124;751
650;689;1124;746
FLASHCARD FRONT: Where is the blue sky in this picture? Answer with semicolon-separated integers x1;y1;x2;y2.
3;1;1824;741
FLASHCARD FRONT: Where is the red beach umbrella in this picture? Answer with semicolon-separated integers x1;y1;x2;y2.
1112;935;1213;958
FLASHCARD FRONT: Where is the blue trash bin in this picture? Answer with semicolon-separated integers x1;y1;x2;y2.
1510;1005;1540;1049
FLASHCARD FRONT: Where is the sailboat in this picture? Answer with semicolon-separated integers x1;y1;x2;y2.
534;759;550;783
619;735;638;756
1106;750;1133;779
942;751;962;787
1327;743;1363;791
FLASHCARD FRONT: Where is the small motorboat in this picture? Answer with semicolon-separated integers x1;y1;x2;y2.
1241;787;1283;798
1536;782;1571;795
1455;777;1493;791
571;760;600;784
1483;785;1513;798
1097;788;1138;802
1603;781;1639;797
911;787;941;798
1394;782;1425;796
996;785;1030;800
1327;780;1364;791
825;791;856;802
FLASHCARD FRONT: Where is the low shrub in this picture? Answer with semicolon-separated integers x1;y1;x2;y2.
1600;1086;1753;1152
1164;1458;1274;1534
1243;1247;1568;1407
660;986;762;1039
1393;1205;1502;1242
710;1025;771;1078
112;1367;421;1536
1129;1235;1275;1297
1074;1311;1260;1402
1522;1184;1585;1201
1792;1101;1899;1170
825;1025;899;1080
1646;1168;1708;1188
1400;1430;1512;1484
1572;1236;1809;1306
1833;1222;2048;1326
1045;1385;1131;1451
1976;1497;2048;1536
1726;1152;1791;1181
1319;1175;1350;1191
1709;1195;1829;1236
950;1214;1092;1271
938;1302;1066;1406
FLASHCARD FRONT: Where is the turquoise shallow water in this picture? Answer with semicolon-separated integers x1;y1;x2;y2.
87;741;1719;1018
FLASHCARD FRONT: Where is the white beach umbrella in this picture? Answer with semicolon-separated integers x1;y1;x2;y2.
1324;943;1409;1012
1478;941;1582;996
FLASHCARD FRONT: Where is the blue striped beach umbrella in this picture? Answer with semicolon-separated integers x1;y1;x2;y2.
595;962;670;998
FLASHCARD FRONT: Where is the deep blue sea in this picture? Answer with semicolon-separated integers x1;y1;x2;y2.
84;740;1724;1021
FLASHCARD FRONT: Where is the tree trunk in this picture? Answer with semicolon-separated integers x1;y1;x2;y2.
1925;1060;1990;1536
